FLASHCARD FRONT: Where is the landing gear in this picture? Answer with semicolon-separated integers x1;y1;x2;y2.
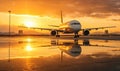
74;33;79;38
74;35;79;38
56;31;60;37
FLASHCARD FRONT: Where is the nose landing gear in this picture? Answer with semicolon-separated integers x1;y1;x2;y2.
74;33;79;38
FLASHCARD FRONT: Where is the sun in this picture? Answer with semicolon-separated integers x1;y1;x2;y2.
24;21;35;27
25;45;33;51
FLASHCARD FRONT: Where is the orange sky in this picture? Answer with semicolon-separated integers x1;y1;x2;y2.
0;0;120;34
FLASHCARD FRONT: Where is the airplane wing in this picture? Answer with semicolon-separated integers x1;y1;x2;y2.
19;26;64;32
82;26;116;31
48;25;59;27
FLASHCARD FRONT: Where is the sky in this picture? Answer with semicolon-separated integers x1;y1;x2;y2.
0;0;120;34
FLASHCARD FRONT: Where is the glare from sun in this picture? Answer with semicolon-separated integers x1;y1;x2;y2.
25;45;33;51
24;21;35;27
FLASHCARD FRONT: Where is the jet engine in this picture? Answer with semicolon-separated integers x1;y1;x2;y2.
51;30;56;36
83;30;90;36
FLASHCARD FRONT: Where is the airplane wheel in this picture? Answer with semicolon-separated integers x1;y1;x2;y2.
74;35;79;38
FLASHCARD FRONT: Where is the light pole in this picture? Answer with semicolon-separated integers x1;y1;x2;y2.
8;10;11;36
8;10;11;62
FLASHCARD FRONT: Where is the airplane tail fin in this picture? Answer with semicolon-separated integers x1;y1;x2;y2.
61;11;63;24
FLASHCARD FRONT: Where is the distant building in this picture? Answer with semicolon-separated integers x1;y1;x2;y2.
0;32;16;36
105;30;109;35
18;30;23;35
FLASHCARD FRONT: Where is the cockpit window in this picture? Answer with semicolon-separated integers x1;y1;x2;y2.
71;23;80;25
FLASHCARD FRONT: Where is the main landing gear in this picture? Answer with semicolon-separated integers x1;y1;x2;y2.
56;31;60;37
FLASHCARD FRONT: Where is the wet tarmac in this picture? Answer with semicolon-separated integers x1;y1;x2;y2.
0;36;120;71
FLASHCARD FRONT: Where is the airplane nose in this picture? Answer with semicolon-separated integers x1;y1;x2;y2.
69;20;81;32
71;25;81;32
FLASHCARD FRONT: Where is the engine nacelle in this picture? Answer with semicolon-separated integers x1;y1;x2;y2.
51;30;56;36
83;30;90;36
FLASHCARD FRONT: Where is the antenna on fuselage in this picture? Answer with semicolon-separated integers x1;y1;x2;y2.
61;11;63;24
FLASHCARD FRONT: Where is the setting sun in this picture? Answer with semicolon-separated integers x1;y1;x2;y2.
25;45;33;51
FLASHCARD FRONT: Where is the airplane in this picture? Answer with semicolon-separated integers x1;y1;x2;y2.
20;11;116;38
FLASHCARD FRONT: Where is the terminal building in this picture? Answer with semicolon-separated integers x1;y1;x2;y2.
18;30;23;35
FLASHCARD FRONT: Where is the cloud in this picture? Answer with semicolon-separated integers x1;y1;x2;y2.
0;0;119;18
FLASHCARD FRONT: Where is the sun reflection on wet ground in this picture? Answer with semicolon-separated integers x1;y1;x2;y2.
25;44;33;52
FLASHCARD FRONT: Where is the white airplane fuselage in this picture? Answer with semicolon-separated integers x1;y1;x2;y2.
59;20;81;34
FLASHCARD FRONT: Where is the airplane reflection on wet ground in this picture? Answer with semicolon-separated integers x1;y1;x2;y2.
50;38;119;62
0;36;120;71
